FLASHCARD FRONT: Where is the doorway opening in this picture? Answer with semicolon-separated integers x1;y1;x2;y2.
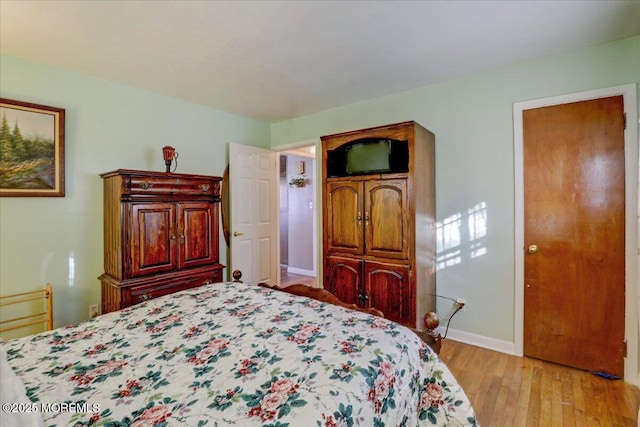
278;145;317;288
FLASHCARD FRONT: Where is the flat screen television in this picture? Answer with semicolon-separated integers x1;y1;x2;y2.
327;138;408;177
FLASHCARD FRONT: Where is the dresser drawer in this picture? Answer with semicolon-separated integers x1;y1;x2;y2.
128;176;219;197
128;269;222;305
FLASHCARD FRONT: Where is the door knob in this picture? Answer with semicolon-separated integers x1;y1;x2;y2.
528;245;539;254
233;231;244;237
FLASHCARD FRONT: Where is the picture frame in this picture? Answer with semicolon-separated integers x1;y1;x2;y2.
0;98;65;197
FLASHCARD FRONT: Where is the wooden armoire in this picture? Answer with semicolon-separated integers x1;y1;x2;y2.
99;169;224;313
321;121;436;328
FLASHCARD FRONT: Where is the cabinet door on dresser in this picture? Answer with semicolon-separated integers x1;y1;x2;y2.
178;202;218;269
130;202;177;277
364;261;411;325
324;256;362;306
325;181;363;255
365;179;408;259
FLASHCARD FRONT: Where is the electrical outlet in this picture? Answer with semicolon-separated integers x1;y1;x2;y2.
89;304;99;319
454;298;466;311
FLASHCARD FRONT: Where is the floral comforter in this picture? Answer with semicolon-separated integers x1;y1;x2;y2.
3;282;477;426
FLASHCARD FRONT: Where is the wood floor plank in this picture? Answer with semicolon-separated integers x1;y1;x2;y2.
499;357;523;426
560;370;576;426
439;339;640;426
494;356;518;425
539;361;557;426
589;375;613;425
514;359;533;425
571;369;587;417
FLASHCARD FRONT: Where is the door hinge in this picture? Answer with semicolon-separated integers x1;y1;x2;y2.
623;112;627;130
623;340;627;357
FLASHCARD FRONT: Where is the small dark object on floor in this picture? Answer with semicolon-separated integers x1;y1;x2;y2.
592;370;620;380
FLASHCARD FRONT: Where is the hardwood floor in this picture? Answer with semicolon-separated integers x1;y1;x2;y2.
439;339;640;426
280;267;317;287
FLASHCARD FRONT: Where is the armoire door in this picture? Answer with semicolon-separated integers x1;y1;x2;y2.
178;202;218;269
364;260;410;325
364;179;408;259
130;202;177;277
324;256;361;305
325;181;363;255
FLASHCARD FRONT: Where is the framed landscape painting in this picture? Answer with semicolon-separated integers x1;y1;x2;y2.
0;98;65;197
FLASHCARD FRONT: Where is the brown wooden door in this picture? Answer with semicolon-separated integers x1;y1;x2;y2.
324;256;361;305
325;181;363;255
178;202;218;269
364;179;408;259
130;202;177;277
523;96;625;376
365;261;410;325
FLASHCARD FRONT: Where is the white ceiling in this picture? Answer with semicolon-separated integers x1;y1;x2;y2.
1;1;639;123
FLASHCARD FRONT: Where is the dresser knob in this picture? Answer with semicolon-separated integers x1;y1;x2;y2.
139;293;151;302
200;184;210;192
141;182;153;189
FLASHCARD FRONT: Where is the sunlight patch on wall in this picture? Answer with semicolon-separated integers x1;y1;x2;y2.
68;252;75;287
468;202;487;258
437;201;487;270
437;212;462;269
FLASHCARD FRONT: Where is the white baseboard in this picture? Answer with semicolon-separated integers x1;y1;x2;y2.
442;327;516;355
286;267;315;277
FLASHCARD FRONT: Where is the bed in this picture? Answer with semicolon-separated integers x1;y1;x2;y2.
1;279;477;426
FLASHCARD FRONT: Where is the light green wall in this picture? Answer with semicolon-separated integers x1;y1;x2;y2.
271;36;640;344
2;36;639;344
0;54;270;329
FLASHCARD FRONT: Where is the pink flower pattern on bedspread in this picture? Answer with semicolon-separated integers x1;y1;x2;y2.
3;282;477;426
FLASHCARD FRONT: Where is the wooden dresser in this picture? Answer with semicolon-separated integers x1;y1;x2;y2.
99;169;224;313
321;121;436;328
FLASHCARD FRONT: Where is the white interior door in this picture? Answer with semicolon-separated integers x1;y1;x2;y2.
229;143;278;285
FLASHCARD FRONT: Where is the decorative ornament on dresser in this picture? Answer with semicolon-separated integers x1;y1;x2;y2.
162;145;178;172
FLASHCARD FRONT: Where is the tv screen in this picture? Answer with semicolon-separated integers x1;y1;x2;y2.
346;140;390;174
